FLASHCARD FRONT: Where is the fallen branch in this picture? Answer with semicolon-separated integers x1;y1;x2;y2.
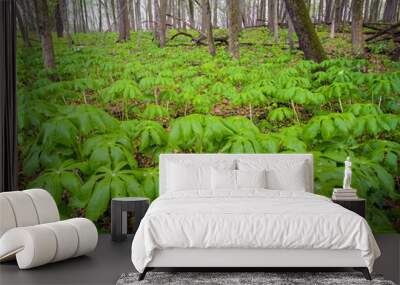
366;22;400;42
169;31;227;46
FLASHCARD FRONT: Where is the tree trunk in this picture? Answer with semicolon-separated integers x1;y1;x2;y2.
318;0;324;22
363;0;369;22
136;0;142;30
182;0;187;30
72;0;77;33
257;0;266;25
352;0;364;56
111;0;117;31
188;0;195;28
268;0;274;31
55;2;64;37
118;0;131;41
284;0;326;62
202;0;216;56
201;0;207;32
159;0;167;47
98;0;102;32
79;0;86;32
330;0;341;38
213;0;218;27
16;3;31;48
287;14;295;50
368;0;379;22
104;0;112;30
270;0;279;43
19;0;36;33
59;0;72;47
154;0;160;41
177;0;182;29
383;0;398;23
147;0;153;29
83;0;89;31
129;0;136;30
34;0;56;69
325;0;333;23
239;0;246;28
228;0;240;59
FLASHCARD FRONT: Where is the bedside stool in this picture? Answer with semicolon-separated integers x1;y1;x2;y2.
332;198;366;218
111;197;149;242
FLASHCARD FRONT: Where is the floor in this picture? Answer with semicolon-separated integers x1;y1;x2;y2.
0;234;399;285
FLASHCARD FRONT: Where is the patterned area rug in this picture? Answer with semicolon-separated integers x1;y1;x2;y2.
116;271;395;285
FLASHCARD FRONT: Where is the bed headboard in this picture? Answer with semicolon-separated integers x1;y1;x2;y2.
159;154;314;195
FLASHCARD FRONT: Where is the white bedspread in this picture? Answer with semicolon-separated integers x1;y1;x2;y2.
131;190;380;273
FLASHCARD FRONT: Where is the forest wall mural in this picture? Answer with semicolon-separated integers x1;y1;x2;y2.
17;0;400;233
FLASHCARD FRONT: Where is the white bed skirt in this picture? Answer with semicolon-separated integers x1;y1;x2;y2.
148;248;366;268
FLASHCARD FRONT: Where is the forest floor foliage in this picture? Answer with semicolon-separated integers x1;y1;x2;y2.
17;27;400;233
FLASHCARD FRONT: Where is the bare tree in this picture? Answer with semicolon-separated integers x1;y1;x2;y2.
117;0;131;41
368;0;379;22
104;0;112;30
33;0;56;68
188;0;195;28
325;0;333;23
147;0;153;29
284;0;326;62
257;0;266;26
352;0;364;56
136;0;142;30
55;2;64;37
330;0;342;38
159;0;167;47
129;0;136;30
213;0;218;27
202;0;216;56
363;0;369;22
228;0;240;59
154;0;160;42
83;0;89;31
98;0;102;32
16;1;31;48
268;0;279;43
111;0;117;31
383;0;398;23
59;0;73;47
287;14;295;50
318;0;324;22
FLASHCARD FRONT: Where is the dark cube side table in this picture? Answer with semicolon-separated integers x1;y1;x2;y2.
332;198;366;218
111;197;149;242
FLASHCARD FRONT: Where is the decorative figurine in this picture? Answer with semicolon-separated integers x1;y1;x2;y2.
343;157;352;190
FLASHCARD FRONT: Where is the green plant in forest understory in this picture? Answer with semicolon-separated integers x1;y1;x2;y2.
16;29;400;233
102;80;142;119
268;107;295;122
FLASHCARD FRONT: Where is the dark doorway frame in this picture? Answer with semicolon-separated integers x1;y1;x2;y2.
0;0;17;192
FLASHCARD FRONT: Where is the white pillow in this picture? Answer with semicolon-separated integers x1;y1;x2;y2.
211;168;237;190
236;169;267;189
167;162;211;191
237;159;309;191
266;167;307;191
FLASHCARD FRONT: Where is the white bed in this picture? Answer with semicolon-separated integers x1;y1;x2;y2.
131;154;380;280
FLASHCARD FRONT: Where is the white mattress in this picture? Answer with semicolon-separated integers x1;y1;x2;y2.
131;190;380;273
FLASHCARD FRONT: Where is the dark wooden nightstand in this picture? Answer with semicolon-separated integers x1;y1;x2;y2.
332;198;366;218
111;197;149;242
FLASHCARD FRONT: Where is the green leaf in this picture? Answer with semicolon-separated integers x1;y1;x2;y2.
60;172;81;195
69;175;97;208
85;177;111;221
321;119;335;140
110;177;127;198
